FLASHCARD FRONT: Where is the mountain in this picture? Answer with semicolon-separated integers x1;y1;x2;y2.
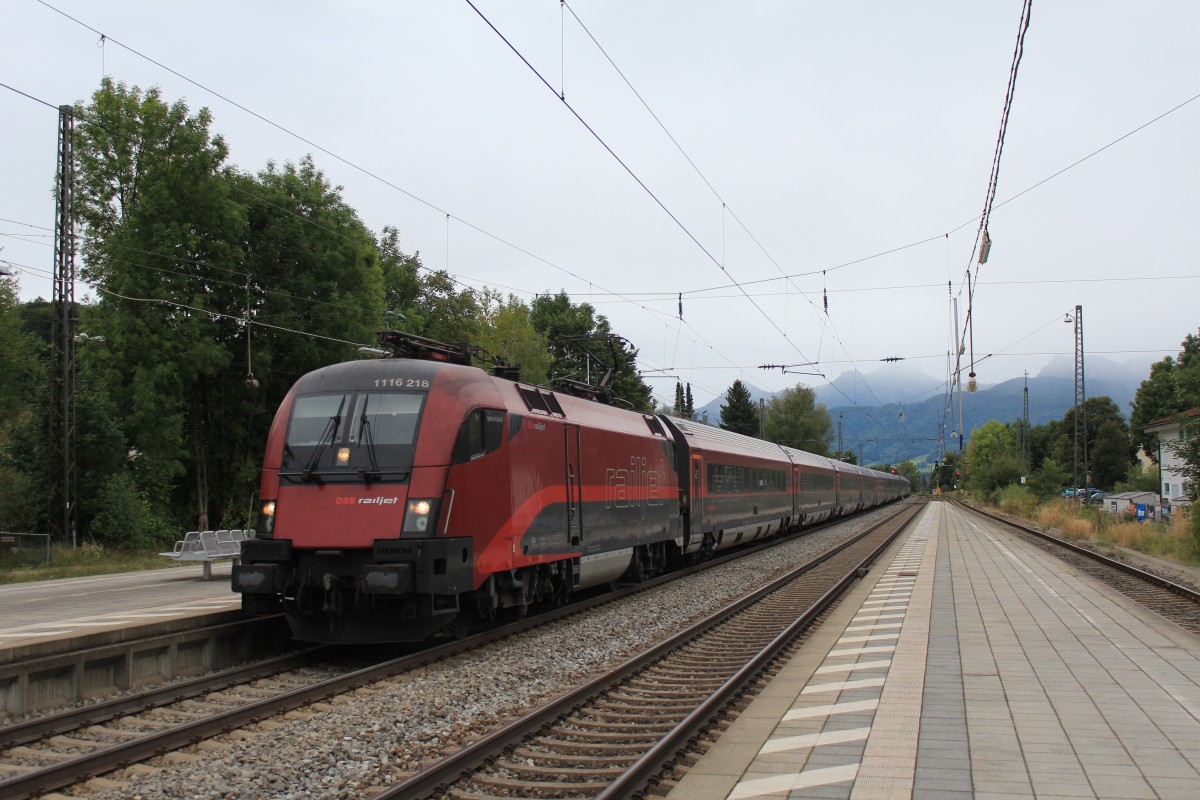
814;365;943;408
690;357;1151;467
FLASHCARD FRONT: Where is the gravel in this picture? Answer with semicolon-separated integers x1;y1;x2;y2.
81;509;894;800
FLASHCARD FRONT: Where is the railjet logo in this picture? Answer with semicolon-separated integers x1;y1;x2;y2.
336;496;399;506
359;497;399;505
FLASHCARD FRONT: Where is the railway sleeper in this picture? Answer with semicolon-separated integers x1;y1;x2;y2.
83;725;145;741
512;747;638;766
530;736;649;754
490;759;627;779
595;698;700;714
47;734;106;750
547;725;665;741
572;715;678;732
607;686;714;699
470;774;613;792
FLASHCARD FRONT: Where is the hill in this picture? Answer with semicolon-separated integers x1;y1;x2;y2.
693;356;1150;467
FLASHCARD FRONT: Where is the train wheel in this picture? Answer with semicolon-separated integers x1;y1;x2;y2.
444;607;474;639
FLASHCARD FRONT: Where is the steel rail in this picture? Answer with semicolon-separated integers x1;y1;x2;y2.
598;501;921;800
0;502;903;799
0;643;320;749
369;499;921;800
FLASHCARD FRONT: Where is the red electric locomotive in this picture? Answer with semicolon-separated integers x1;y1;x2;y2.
234;332;909;643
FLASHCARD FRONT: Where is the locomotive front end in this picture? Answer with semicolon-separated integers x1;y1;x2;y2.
234;356;483;643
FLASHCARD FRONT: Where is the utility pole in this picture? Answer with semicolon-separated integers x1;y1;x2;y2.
1073;304;1087;492
1021;370;1030;472
49;105;77;546
952;297;964;454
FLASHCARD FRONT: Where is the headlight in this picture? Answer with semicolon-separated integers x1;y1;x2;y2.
259;500;277;538
403;498;439;533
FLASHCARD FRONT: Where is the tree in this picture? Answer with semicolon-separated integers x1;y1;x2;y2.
762;384;831;453
1052;397;1133;490
1130;357;1182;461
475;290;551;385
894;460;923;491
1028;457;1070;498
75;80;385;533
1130;330;1200;463
964;419;1027;493
674;382;686;417
684;383;695;419
74;78;245;532
530;291;652;410
0;273;38;428
719;380;758;436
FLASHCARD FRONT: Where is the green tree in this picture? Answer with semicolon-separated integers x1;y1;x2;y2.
75;80;384;533
762;384;831;453
719;380;758;436
894;460;923;491
475;290;551;385
1027;457;1070;497
1052;397;1133;490
531;291;652;410
0;273;38;427
1130;357;1182;461
674;382;686;417
684;384;695;419
1130;330;1200;462
75;79;245;528
965;419;1021;493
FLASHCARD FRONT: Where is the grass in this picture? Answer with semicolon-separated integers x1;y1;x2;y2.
0;542;189;584
994;495;1200;566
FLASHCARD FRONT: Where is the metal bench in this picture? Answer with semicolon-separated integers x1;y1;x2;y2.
160;529;256;580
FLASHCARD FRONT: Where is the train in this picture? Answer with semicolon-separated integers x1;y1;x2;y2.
232;332;909;644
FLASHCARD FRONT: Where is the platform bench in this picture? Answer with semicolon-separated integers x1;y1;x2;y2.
159;529;256;580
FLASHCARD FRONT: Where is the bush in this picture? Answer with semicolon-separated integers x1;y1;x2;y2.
1114;462;1159;494
995;484;1038;518
89;471;173;550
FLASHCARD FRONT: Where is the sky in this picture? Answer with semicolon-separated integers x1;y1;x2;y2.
2;1;1198;415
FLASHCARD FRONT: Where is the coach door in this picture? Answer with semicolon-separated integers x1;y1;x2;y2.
690;454;704;538
565;425;582;547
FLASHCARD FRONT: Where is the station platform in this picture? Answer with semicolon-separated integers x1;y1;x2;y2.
669;500;1200;800
0;561;242;661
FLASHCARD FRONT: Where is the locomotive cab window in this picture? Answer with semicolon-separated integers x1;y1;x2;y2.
282;390;425;481
452;409;505;464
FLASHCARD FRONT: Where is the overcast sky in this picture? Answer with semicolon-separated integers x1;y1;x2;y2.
3;1;1197;413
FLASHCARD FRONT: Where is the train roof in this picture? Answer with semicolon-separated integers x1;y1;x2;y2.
777;445;837;470
289;357;463;393
659;415;792;464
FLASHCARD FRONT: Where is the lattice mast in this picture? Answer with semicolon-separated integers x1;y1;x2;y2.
49;105;77;545
1021;371;1030;472
1072;305;1087;493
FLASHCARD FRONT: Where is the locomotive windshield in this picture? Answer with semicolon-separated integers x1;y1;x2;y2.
282;391;424;482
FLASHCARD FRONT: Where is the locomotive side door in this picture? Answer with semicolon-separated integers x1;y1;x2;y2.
565;424;582;547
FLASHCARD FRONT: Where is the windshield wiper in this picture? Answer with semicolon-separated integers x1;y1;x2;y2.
302;396;346;482
357;395;381;482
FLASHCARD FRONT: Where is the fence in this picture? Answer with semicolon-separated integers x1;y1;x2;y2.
0;532;52;567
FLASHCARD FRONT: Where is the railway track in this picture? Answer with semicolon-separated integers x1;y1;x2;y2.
954;500;1200;635
0;505;912;799
370;500;922;800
